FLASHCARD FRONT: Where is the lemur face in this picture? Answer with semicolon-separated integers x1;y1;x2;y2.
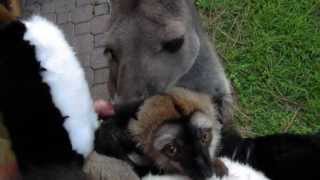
129;88;223;180
151;112;222;180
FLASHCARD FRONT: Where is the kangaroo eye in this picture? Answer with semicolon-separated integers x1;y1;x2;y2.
162;143;178;157
162;36;184;53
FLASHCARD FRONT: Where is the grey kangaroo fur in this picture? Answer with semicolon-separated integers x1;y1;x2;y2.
105;0;233;122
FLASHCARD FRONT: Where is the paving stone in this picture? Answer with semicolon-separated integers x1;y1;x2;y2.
94;68;109;84
95;0;111;15
71;5;93;23
78;53;91;67
21;0;26;6
91;48;108;69
39;0;54;5
94;33;107;48
25;0;40;5
24;3;41;15
57;12;70;24
94;3;107;15
43;13;56;23
41;1;55;13
76;0;92;7
59;23;74;43
55;0;76;13
75;22;91;35
93;0;108;4
60;23;74;39
74;34;94;53
23;0;112;100
105;0;111;15
84;68;94;86
23;11;32;18
91;83;110;100
90;15;109;34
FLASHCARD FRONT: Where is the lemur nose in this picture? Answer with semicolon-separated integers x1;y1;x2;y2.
196;157;214;178
202;166;213;178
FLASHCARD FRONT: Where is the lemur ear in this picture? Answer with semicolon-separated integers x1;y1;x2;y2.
211;96;234;125
110;100;145;120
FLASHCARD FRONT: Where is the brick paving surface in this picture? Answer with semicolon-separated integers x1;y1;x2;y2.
22;0;111;100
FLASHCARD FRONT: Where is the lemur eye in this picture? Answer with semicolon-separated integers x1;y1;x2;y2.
163;143;178;157
162;36;184;53
200;130;212;145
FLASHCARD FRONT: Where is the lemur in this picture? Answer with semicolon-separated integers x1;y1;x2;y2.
95;87;320;180
94;87;269;180
0;15;98;179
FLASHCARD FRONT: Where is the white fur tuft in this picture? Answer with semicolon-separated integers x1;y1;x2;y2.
143;174;189;180
142;157;270;180
190;112;214;129
23;16;99;157
216;157;270;180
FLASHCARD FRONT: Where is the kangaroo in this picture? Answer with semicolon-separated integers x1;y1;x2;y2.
104;0;234;123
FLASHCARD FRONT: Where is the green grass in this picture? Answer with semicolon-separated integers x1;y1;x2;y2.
197;0;320;136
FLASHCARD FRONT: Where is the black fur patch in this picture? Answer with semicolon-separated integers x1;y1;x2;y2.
219;132;320;180
0;21;82;174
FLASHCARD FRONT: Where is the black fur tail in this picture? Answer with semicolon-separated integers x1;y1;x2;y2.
220;133;320;180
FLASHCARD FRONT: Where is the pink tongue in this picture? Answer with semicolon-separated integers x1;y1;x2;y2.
94;100;115;118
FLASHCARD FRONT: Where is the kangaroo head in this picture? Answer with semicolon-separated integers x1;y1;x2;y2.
105;0;201;103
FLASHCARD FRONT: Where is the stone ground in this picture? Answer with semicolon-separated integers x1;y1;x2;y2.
22;0;111;100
